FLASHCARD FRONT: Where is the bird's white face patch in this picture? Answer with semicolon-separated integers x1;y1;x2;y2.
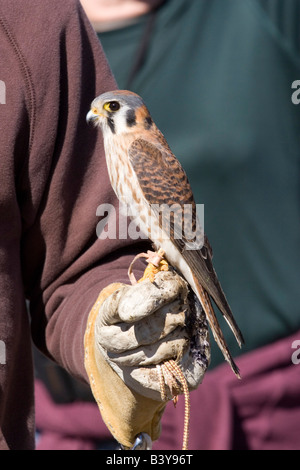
110;105;135;135
97;104;137;137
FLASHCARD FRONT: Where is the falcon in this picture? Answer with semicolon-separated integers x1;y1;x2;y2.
87;90;244;378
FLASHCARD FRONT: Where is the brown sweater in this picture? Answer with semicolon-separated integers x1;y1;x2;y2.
0;0;145;450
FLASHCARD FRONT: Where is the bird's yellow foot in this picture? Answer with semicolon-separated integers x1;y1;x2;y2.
128;248;168;284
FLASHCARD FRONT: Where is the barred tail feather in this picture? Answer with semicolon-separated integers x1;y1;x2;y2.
193;275;241;379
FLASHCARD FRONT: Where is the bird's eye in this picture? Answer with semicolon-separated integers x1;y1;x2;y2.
104;101;120;112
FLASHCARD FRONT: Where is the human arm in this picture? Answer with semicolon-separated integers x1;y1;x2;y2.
0;0;143;381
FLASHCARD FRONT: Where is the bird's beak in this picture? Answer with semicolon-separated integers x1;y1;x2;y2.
86;109;100;124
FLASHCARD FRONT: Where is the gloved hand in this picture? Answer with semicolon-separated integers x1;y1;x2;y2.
84;269;210;449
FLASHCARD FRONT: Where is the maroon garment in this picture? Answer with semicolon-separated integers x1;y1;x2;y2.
34;380;113;450
0;0;145;450
154;330;300;450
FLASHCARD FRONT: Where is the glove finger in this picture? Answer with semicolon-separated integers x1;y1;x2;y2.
119;272;188;323
104;328;188;366
97;300;186;353
99;271;188;326
126;346;209;400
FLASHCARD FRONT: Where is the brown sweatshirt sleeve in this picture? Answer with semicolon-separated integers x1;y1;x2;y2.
0;0;147;403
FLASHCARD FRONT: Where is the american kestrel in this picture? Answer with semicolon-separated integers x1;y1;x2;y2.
87;90;244;378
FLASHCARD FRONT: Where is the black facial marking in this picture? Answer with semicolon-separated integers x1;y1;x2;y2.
107;115;115;134
126;109;136;127
144;115;153;130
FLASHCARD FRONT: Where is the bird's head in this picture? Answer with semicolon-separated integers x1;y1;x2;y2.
86;90;153;137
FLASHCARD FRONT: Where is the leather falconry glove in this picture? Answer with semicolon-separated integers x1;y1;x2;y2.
84;268;210;449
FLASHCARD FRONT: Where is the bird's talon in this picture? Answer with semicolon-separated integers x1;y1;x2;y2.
128;249;168;284
145;249;165;267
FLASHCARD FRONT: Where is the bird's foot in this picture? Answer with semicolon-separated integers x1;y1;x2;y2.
128;248;168;285
145;248;166;267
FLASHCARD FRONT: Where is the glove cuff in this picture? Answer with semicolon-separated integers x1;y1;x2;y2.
84;284;166;448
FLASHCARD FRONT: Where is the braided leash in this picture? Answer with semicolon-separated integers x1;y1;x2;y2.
157;360;190;451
